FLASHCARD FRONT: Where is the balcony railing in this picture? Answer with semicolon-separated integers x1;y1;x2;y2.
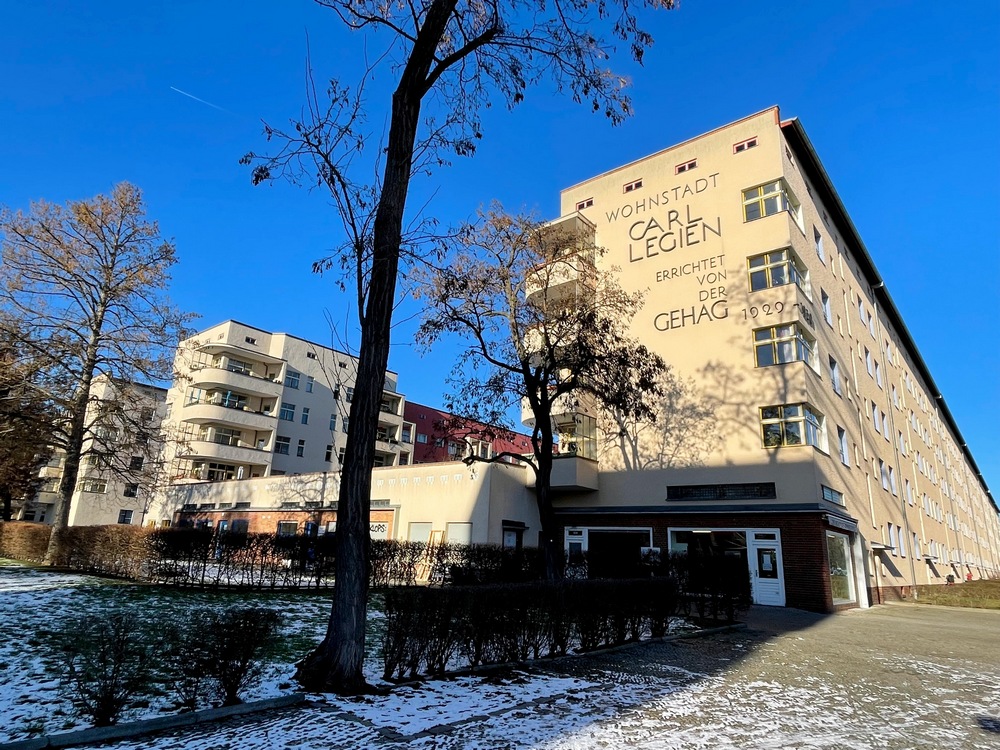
185;396;273;417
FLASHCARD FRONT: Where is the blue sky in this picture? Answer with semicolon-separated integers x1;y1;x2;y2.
2;1;998;491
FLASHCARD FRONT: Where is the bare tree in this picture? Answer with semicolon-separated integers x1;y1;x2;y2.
415;207;665;578
242;0;677;693
0;183;192;559
601;368;717;471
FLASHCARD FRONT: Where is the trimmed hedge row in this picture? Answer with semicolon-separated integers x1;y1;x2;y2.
0;521;51;562
381;578;685;679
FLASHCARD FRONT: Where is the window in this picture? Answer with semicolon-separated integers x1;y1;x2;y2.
575;198;593;210
279;402;295;421
875;362;883;388
128;455;144;471
277;521;298;536
338;447;346;463
117;509;134;525
675;158;697;174
821;485;844;505
297;439;305;458
399;452;410;465
829;357;842;395
306;376;314;393
306;351;318;360
274;436;290;455
209;426;241;447
402;425;412;443
904;479;913;506
623;178;643;193
898;431;907;455
79;479;108;493
827;531;855;604
813;227;825;262
858;298;868;327
879;459;890;491
891;385;900;408
747;248;809;293
760;404;824;449
416;433;428;444
245;336;257;345
864;348;873;377
325;444;333;462
446;522;473;544
123;483;139;498
345;387;355;402
742;179;801;227
329;414;337;431
342;417;350;434
733;136;757;153
837;427;850;466
227;358;252;374
753;324;816;368
888;523;898;555
888;465;898;495
140;407;155;423
872;402;881;433
821;290;832;325
301;407;310;425
284;371;300;389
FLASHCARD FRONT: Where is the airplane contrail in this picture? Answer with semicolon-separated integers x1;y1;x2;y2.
169;86;230;113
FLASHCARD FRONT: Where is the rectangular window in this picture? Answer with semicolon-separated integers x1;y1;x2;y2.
123;483;139;498
129;455;144;471
416;433;428;444
872;402;881;433
827;531;855;604
879;459;890;491
898;431;907;455
888;466;898;495
210;426;241;447
227;358;253;375
245;336;257;345
399;452;410;465
821;485;844;505
760;404;824;449
296;439;305;458
837;427;850;466
306;351;318;360
274;436;290;455
446;522;473;545
325;444;333;462
342;417;349;434
306;376;314;393
338;447;346;463
329;413;337;431
747;248;809;293
301;407;310;425
829;357;842;395
345;387;354;402
888;523;898;555
733;136;757;153
117;509;134;524
905;479;914;506
277;521;298;536
813;226;825;262
864;348;874;377
675;158;697;174
623;178;643;193
402;425;412;443
575;198;593;210
284;371;301;389
279;402;295;421
79;479;108;493
753;323;816;369
821;290;832;325
742;179;801;227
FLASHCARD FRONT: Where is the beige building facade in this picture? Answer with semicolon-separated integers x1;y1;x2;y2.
543;107;998;609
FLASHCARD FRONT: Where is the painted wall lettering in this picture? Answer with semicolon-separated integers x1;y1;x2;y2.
605;173;720;223
627;206;722;262
654;300;730;331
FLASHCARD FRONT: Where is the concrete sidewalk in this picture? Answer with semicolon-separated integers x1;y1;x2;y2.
75;604;1000;749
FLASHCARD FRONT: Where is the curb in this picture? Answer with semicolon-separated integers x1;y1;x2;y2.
0;694;308;750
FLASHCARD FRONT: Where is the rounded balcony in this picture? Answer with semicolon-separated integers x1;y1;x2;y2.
181;440;273;467
187;366;283;398
181;401;277;430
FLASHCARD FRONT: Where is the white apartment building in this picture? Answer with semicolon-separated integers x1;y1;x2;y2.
163;321;411;490
24;377;168;526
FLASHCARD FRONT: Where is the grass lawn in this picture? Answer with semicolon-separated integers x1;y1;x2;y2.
0;560;386;742
914;579;1000;609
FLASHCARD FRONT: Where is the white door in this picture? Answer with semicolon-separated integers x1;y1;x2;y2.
749;530;786;606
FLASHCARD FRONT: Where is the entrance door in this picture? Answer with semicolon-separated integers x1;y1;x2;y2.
748;530;785;606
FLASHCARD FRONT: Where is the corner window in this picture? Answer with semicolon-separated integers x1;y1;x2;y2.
747;248;809;294
760;404;825;449
753;323;816;369
742;179;801;228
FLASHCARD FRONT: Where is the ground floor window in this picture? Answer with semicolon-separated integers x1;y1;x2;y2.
827;531;856;604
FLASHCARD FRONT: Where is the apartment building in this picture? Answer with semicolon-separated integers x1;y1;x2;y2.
540;107;998;610
404;401;534;464
161;321;409;496
23;376;167;526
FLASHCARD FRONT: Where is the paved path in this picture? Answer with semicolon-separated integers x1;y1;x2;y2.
86;603;1000;749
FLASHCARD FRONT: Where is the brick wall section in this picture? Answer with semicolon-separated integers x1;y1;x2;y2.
556;510;843;613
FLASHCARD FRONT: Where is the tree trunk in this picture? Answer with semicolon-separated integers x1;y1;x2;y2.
534;422;563;581
295;0;458;694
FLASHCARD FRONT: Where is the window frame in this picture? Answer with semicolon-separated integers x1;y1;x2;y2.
742;179;802;229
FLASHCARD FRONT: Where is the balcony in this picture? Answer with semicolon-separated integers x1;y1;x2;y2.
181;439;273;467
528;454;599;492
182;399;277;430
521;392;583;429
187;365;283;398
